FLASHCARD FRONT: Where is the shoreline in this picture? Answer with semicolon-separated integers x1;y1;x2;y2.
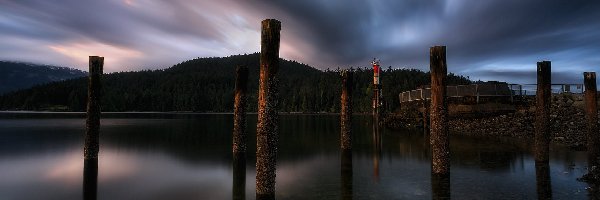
385;94;599;149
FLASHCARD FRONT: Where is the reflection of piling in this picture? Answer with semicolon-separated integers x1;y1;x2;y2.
341;149;353;200
429;46;449;176
233;153;246;200
535;161;552;200
85;56;103;159
431;173;450;200
341;70;353;150
83;157;98;200
535;61;551;163
256;19;281;200
585;72;599;167
372;121;382;182
233;66;249;155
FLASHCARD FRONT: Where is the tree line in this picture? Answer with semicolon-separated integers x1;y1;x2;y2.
0;53;471;112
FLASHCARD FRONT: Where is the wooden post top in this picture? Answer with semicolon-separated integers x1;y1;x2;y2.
89;56;104;74
584;72;596;80
261;19;281;30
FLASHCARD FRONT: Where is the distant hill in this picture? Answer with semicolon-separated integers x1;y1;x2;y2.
0;61;86;94
0;53;471;112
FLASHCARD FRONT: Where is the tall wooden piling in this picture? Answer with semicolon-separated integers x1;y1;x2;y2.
584;72;598;167
535;61;551;163
233;65;249;200
256;19;281;200
233;65;249;155
83;56;102;200
341;70;353;150
429;46;449;176
85;56;103;159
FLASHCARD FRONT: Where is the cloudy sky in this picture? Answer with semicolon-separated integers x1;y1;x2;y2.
0;0;599;84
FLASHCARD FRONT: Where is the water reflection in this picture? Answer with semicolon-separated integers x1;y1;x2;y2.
232;153;246;200
431;174;450;200
0;114;593;199
372;119;382;182
535;161;552;200
83;158;98;200
341;150;352;200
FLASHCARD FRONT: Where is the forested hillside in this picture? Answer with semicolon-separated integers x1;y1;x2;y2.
0;61;86;94
0;53;470;112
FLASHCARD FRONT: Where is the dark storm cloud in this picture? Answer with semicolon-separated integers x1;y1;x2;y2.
0;0;598;85
240;0;600;84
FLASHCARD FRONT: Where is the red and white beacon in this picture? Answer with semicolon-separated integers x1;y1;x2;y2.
371;58;383;116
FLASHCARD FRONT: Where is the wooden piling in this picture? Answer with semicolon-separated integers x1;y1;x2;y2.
584;72;598;167
233;65;249;155
341;70;353;150
85;56;103;159
429;46;449;176
535;61;551;163
256;19;281;200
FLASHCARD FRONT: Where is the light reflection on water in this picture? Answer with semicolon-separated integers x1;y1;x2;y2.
0;114;594;199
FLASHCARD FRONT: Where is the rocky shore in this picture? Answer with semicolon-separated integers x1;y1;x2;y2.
385;93;599;149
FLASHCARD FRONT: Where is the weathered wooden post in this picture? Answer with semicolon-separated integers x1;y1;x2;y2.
233;65;249;200
341;149;353;200
85;56;103;159
430;46;449;176
233;65;249;155
83;56;102;200
340;70;353;199
585;72;599;168
535;61;551;163
341;70;353;151
256;19;281;200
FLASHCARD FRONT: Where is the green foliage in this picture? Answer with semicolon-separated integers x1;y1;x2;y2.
0;53;470;112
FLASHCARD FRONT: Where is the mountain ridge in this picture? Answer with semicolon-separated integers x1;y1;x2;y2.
0;61;86;94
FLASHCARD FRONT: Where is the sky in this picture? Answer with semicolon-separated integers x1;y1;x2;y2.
0;0;599;85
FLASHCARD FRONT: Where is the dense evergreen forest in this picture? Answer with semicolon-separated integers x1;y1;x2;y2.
0;53;470;112
0;61;86;94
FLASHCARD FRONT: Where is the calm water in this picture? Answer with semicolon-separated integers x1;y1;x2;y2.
0;113;594;199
